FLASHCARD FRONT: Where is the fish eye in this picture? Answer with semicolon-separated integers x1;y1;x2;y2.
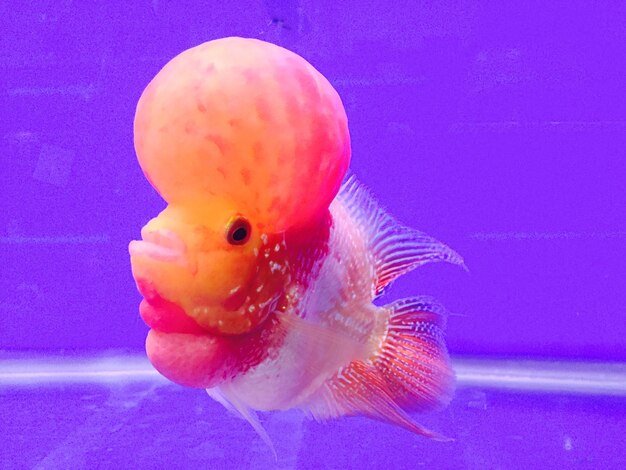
226;216;251;245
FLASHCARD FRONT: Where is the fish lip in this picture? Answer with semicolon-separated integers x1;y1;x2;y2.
147;327;209;337
138;296;209;335
128;239;186;265
128;228;189;267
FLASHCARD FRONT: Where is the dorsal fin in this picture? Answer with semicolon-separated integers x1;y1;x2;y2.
337;175;465;296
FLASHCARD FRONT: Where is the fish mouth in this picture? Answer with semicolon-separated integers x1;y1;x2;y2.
140;297;208;335
132;277;207;335
129;229;206;335
134;282;239;389
128;228;189;267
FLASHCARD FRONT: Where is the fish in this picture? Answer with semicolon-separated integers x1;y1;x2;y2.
129;37;465;449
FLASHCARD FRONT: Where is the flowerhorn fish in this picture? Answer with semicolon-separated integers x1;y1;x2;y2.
129;37;465;449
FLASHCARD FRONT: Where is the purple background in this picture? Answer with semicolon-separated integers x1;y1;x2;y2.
2;2;626;469
2;1;625;359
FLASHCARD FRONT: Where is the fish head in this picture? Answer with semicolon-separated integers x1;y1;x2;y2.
129;199;290;336
129;197;290;389
128;37;350;388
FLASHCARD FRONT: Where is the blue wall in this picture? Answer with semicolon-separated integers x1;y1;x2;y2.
2;1;625;360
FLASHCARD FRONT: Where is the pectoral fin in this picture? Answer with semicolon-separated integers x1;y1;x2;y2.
206;386;277;459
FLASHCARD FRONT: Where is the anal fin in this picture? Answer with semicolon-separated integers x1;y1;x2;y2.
306;360;450;440
303;296;454;440
374;296;455;411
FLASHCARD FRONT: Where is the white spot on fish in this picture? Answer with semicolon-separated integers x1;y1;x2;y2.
229;285;241;295
274;243;280;252
193;306;209;315
261;234;268;245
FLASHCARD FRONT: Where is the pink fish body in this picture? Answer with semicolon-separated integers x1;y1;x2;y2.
129;37;464;445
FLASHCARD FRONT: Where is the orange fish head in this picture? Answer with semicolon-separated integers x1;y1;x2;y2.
129;37;350;386
129;199;290;336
